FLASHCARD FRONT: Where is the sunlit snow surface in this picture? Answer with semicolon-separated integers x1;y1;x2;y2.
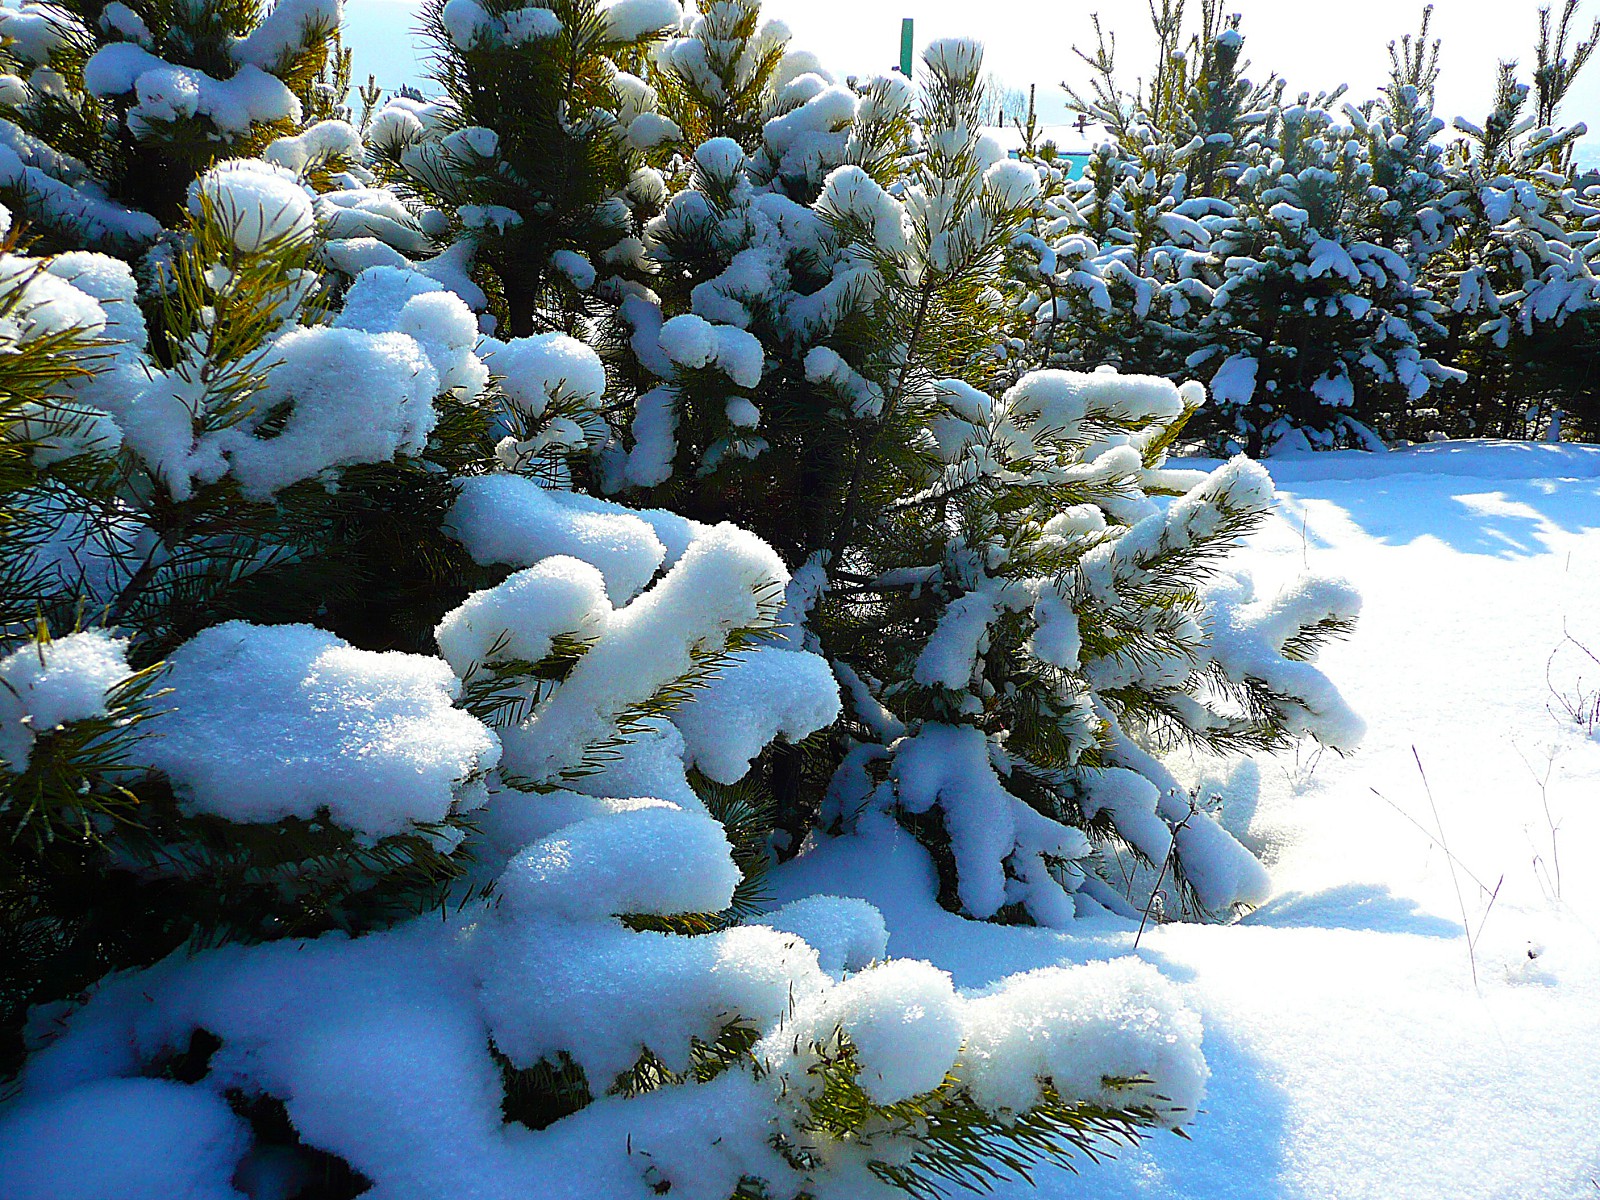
772;438;1600;1200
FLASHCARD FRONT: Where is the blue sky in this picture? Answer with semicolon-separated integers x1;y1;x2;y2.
342;0;1600;165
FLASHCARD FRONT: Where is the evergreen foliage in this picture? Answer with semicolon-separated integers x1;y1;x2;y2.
1036;1;1600;451
401;16;1363;928
0;0;345;244
8;0;1529;1196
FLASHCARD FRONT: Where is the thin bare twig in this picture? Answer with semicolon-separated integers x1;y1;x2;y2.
1134;796;1197;949
1412;746;1482;990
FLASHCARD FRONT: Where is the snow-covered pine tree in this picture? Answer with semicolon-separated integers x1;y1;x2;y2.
1063;0;1279;203
580;30;1363;923
1;492;1210;1197
1341;7;1461;439
1036;5;1271;411
0;158;515;1074
0;153;1218;1199
1426;0;1600;438
1025;124;1214;380
1187;92;1460;454
0;32;1234;1194
362;0;686;337
1362;9;1455;274
0;0;348;247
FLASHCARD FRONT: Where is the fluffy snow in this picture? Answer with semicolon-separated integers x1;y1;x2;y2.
215;324;441;499
0;631;130;773
231;0;339;68
496;521;789;783
138;622;499;840
317;189;430;252
657;313;764;388
445;474;669;603
671;647;841;783
764;895;888;977
480;919;826;1085
0;5;83;65
597;0;680;42
1209;353;1259;407
0;1077;251;1200
500;804;742;923
0;126;161;243
761;958;966;1104
957;958;1208;1122
486;332;607;418
264;119;362;173
768;440;1600;1200
435;556;611;679
188;158;314;251
85;47;300;139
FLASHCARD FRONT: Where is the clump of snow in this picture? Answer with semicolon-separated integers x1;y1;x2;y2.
923;37;984;85
138;622;499;839
761;958;965;1104
0;5;84;65
486;331;608;419
892;723;1090;921
435;556;610;679
983;159;1040;208
763;895;888;978
231;0;340;68
43;252;146;352
316;188;431;253
498;806;742;921
0;126;162;243
215;325;440;499
86;47;301;140
672;648;840;783
550;248;596;291
658;313;764;388
335;267;488;400
497;521;789;783
1206;571;1367;751
0;631;130;773
445;474;668;603
957;957;1208;1123
1210;353;1259;406
364;102;425;153
264;119;362;174
914;591;998;690
188;158;313;252
480;918;828;1086
598;0;681;42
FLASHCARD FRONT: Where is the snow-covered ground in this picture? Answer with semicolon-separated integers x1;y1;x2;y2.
772;439;1600;1200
